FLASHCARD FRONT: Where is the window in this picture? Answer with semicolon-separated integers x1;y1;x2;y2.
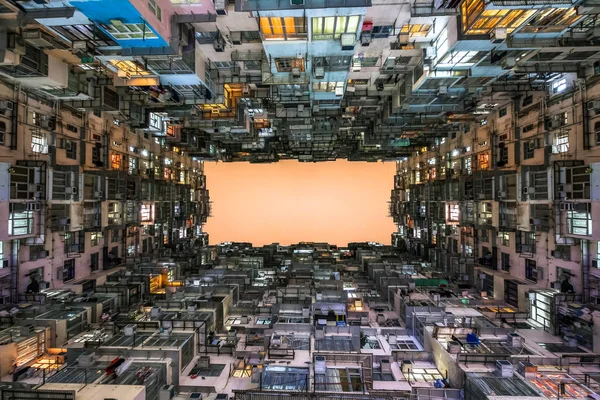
31;133;48;154
400;24;431;37
477;153;490;170
90;232;99;247
352;57;377;68
0;241;3;265
128;156;138;175
525;259;537;282
371;25;393;38
9;207;33;236
447;204;460;223
111;153;123;170
29;245;46;262
501;252;510;271
112;229;121;243
460;0;535;35
275;57;304;72
499;231;510;247
464;157;472;175
312;16;360;40
313;56;352;72
91;252;99;271
523;124;535;133
62;259;75;282
523;95;533;106
66;140;77;160
312;81;345;94
240;31;261;42
555;245;571;261
499;107;507;118
103;21;158;40
551;78;567;94
523;141;535;159
141;204;154;223
244;60;261;71
567;206;592;236
553;132;569;154
260;17;306;40
148;0;162;21
480;119;487;126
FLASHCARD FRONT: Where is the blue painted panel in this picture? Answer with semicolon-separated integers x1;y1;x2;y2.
69;0;167;48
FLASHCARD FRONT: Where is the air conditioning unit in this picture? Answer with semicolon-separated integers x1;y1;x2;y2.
490;27;507;44
501;56;516;69
0;100;14;112
497;191;506;199
7;33;25;56
314;67;325;79
214;0;227;15
340;33;356;51
536;267;544;280
59;218;70;226
94;191;102;199
230;32;242;45
522;187;535;194
588;100;600;112
291;67;301;78
213;39;224;52
23;29;54;48
438;85;448;95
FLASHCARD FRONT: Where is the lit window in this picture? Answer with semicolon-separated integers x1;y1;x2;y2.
478;153;490;170
400;24;431;37
111;154;123;170
553;132;569;153
9;209;33;236
90;232;99;247
447;204;460;223
312;81;344;93
312;16;360;40
260;17;306;40
31;134;48;154
568;207;592;236
109;60;151;77
141;204;154;223
551;78;567;94
128;156;137;174
460;0;535;35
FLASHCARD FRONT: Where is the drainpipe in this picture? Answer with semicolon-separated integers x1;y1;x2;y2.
10;240;19;303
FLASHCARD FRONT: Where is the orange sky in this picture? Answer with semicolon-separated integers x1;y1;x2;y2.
203;160;396;246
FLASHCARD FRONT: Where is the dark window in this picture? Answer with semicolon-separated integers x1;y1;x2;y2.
523;124;535;133
91;252;99;271
29;245;47;261
66;124;78;133
499;107;507;118
554;245;571;261
501;252;510;271
371;25;393;38
111;246;119;257
241;31;261;42
112;229;121;243
313;56;352;72
524;141;534;159
523;95;533;107
66;141;77;160
244;60;261;71
525;259;537;282
595;121;600;145
62;259;75;282
93;110;101;118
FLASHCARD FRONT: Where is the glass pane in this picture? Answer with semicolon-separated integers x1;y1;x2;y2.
271;17;284;36
312;17;322;35
324;17;335;34
261;17;272;35
284;17;296;34
347;16;360;34
336;16;347;35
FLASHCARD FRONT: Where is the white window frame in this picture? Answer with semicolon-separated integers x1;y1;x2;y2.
104;21;158;40
553;132;569;154
31;133;48;154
